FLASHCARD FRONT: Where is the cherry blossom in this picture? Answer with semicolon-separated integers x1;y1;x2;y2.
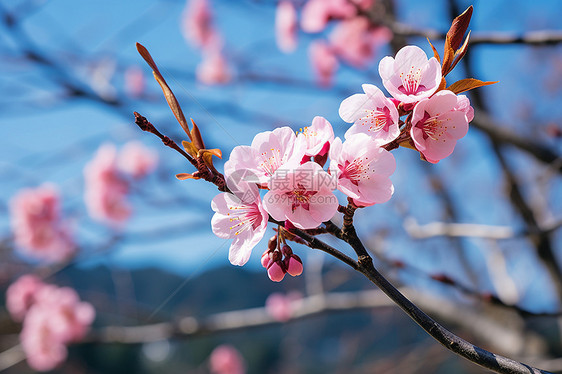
263;161;338;229
20;307;68;372
329;134;396;207
224;126;305;187
296;116;334;157
379;45;441;104
275;1;298;53
211;182;269;266
301;0;361;33
330;18;391;68
32;285;96;343
309;41;339;87
196;49;231;85
6;275;45;322
265;291;302;321
182;0;216;49
84;144;131;225
339;84;400;146
15;282;95;372
10;184;76;263
410;90;470;163
209;345;246;374
118;141;158;179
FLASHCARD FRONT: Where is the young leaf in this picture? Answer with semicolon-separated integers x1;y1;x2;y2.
199;148;223;169
449;31;471;73
447;78;498;94
136;43;192;139
427;38;441;64
182;140;199;158
176;173;199;180
447;5;473;51
441;36;455;76
190;119;206;151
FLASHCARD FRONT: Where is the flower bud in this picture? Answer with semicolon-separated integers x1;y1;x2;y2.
267;262;286;282
281;244;293;256
285;254;303;277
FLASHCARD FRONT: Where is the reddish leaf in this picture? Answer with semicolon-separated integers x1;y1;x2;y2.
447;78;498;94
427;38;440;64
190;119;206;151
136;43;192;139
182;140;198;158
441;36;455;76
449;31;471;72
447;5;473;51
199;148;222;169
176;173;199;180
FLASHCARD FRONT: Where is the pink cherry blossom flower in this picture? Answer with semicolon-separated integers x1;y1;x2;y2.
455;94;475;122
296;116;334;157
20;307;68;372
410;90;470;163
224;126;305;187
84;144;131;226
263;161;338;229
211;182;269;266
6;275;45;322
118;141;158;179
124;66;145;98
32;285;96;343
181;0;216;49
10;184;76;263
301;0;357;33
330;18;391;68
379;45;442;104
196;50;231;85
329;134;396;207
339;84;400;146
19;284;95;372
309;41;339;87
276;1;298;53
209;345;246;374
265;291;302;322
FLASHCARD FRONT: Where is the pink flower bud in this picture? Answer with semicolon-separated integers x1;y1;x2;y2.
261;251;271;268
286;254;303;277
267;261;286;282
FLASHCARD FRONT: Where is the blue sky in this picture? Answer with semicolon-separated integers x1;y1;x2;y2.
1;0;562;310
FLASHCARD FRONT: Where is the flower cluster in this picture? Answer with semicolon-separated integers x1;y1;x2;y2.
10;184;76;263
6;275;95;371
84;142;157;226
210;44;475;282
341;45;473;163
275;0;392;86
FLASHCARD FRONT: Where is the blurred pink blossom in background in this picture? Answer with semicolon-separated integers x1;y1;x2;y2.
196;50;232;85
6;277;95;371
182;0;216;49
275;1;298;53
330;18;392;68
84;144;131;225
6;275;45;322
118;141;159;179
10;184;76;263
209;344;246;374
265;291;302;322
309;41;339;87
